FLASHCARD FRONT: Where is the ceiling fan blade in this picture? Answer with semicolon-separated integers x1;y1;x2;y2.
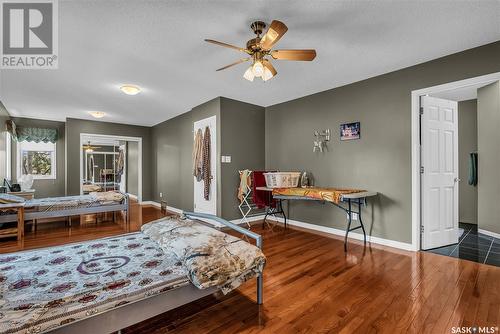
204;39;247;53
216;58;250;71
260;20;288;50
270;49;317;61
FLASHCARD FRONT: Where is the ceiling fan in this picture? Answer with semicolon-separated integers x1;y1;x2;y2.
82;141;101;152
205;20;316;82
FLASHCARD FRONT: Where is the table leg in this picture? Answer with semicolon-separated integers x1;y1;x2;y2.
17;208;25;241
344;199;352;252
280;199;287;229
358;199;367;245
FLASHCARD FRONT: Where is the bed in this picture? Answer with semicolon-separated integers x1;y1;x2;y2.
82;184;103;194
0;212;265;334
0;192;129;232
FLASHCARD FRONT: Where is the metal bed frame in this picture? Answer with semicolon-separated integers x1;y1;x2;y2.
49;211;264;334
0;194;130;229
272;191;377;251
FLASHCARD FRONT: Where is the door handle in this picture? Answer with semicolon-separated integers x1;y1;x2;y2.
454;177;461;183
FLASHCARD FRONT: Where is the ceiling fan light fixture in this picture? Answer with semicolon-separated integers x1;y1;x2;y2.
243;66;255;81
262;67;275;81
205;20;315;82
252;61;264;77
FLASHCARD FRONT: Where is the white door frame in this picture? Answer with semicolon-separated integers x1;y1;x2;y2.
79;133;143;202
411;72;500;251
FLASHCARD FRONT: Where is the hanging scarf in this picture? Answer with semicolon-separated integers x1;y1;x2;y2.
202;126;211;200
192;129;203;181
468;152;478;186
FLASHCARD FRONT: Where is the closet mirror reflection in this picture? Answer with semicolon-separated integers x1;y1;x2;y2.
80;135;140;200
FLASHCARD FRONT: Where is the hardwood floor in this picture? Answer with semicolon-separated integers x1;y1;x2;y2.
0;201;167;253
1;205;499;333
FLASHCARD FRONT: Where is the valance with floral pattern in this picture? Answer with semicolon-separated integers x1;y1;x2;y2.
5;120;58;143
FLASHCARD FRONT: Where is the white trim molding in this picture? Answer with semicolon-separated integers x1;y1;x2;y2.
140;201;183;215
230;215;266;225
478;229;500;240
269;216;414;251
411;71;500;252
142;204;413;251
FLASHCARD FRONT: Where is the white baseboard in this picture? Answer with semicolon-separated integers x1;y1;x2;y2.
478;228;500;240
138;202;414;251
140;201;182;215
230;215;266;225
140;200;160;207
268;216;415;252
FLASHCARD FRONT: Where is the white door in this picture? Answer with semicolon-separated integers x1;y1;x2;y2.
193;116;217;215
421;96;459;250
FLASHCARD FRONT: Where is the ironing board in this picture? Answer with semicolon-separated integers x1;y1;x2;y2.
256;187;377;251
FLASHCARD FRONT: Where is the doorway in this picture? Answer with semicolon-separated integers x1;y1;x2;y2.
412;72;500;266
79;134;142;202
193;115;217;216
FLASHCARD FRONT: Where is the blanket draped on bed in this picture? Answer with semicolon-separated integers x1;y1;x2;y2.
141;216;266;294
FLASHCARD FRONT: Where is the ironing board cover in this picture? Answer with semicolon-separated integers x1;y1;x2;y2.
272;187;365;204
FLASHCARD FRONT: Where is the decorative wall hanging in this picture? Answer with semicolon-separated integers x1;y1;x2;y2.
340;122;360;141
313;129;330;152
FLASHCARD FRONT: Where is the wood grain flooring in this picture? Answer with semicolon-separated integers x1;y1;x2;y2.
1;205;499;333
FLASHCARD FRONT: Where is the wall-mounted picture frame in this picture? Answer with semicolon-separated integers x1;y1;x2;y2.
340;122;360;141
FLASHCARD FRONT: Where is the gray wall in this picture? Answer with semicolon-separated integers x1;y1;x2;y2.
151;98;221;212
266;41;500;244
477;81;500;235
220;97;265;220
458;99;478;224
151;97;266;220
10;117;66;198
126;141;139;196
66;118;152;200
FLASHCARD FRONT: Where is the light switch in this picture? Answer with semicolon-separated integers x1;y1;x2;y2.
226;156;231;163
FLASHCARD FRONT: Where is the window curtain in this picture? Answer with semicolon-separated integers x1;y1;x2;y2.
5;120;58;143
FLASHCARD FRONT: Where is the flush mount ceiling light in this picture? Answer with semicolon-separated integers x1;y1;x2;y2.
120;84;141;95
89;111;105;118
205;20;316;82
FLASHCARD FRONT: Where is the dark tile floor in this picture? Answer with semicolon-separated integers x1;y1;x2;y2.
425;223;500;267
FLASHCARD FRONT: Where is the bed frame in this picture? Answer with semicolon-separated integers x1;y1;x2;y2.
0;194;130;229
51;211;264;334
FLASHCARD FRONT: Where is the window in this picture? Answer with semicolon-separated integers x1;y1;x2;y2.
17;141;56;179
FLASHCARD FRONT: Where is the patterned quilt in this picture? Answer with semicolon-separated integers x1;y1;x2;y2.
0;233;188;334
272;187;365;204
142;216;266;294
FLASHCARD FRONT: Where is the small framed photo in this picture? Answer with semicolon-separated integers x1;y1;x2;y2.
340;122;360;141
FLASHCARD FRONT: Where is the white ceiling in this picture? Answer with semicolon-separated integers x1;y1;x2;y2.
1;0;499;126
431;82;496;102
